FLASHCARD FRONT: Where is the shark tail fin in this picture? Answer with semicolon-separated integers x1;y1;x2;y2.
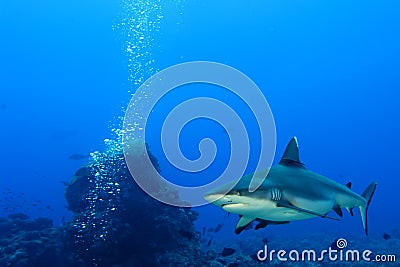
359;181;377;236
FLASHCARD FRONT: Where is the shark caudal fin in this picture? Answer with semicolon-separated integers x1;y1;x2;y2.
359;181;377;235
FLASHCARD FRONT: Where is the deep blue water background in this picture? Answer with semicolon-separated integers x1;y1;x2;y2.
1;0;399;247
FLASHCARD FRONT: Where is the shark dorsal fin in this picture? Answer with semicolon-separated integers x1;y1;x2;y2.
279;137;305;169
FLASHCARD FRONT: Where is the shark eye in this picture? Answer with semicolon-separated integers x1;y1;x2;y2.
231;190;241;196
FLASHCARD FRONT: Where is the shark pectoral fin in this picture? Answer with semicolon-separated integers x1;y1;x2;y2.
235;216;255;234
333;205;343;217
277;201;340;221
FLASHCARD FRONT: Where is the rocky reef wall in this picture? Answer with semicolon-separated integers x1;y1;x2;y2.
0;141;207;267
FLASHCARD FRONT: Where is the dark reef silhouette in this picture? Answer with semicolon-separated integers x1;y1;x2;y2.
0;144;208;267
62;143;206;266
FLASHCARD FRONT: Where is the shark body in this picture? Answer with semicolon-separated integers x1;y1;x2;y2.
204;137;376;235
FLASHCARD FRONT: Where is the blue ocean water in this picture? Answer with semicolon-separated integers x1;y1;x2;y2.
0;0;399;265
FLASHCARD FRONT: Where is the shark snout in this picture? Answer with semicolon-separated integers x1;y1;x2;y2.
204;193;226;204
204;181;240;206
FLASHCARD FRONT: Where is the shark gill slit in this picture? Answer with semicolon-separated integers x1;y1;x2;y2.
271;188;282;201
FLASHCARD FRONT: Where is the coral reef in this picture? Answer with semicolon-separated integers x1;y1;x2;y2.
62;140;207;266
0;140;207;266
0;214;60;267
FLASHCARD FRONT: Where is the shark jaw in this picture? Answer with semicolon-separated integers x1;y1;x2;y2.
204;193;251;213
204;137;377;235
203;193;249;211
222;203;248;209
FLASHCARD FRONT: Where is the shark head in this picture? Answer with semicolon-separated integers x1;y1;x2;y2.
206;189;281;215
204;179;248;210
204;171;279;216
204;176;291;234
204;190;250;212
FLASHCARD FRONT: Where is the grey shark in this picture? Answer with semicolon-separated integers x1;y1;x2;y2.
204;137;376;235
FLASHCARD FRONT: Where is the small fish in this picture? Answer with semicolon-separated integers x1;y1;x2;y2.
207;228;215;232
221;247;236;257
383;233;391;240
228;263;239;267
68;154;88;160
207;237;213;246
215;223;223;233
262;237;269;245
202;226;206;235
